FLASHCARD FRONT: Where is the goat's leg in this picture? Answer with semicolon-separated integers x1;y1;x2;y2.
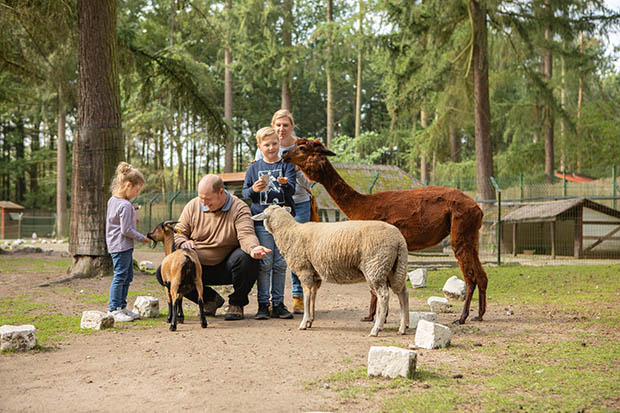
165;287;173;323
196;281;207;329
170;293;181;331
396;285;409;335
176;297;184;324
309;279;321;327
370;286;389;337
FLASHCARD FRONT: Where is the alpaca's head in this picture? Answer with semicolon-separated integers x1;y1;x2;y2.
282;138;336;181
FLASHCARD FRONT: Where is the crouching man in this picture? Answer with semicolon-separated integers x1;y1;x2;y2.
156;174;270;320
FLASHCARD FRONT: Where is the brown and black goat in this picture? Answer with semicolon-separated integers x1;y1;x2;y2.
147;221;207;331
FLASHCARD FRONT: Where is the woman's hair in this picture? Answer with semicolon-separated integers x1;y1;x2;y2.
256;126;278;145
110;162;145;197
271;109;296;137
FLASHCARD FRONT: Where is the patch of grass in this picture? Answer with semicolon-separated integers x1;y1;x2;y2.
0;257;72;273
0;296;92;349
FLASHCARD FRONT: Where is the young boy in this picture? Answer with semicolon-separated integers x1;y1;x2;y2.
242;126;297;320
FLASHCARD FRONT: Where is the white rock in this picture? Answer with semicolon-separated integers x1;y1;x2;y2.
409;312;437;330
443;276;466;300
132;296;159;318
414;320;452;349
0;324;37;351
80;311;114;330
408;268;427;288
11;239;25;247
31;233;37;239
139;260;155;271
367;346;417;379
427;296;451;313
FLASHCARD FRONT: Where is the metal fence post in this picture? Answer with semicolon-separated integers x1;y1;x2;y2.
563;170;567;197
489;177;502;266
368;172;380;194
613;164;617;210
519;173;523;202
148;194;161;230
168;191;181;220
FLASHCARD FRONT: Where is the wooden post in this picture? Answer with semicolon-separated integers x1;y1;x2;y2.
574;207;583;258
550;221;556;259
512;223;517;256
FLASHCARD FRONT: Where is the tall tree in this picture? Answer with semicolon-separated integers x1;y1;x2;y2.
69;0;123;277
543;0;554;183
471;0;495;201
281;0;293;110
354;0;364;139
223;0;234;172
325;0;334;148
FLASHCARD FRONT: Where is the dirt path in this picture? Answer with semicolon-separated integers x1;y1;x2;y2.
0;248;423;412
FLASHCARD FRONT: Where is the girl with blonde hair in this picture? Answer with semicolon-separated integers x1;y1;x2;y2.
105;162;149;322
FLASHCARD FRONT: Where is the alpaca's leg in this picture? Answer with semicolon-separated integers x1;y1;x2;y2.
472;275;487;321
396;285;409;335
370;286;389;337
457;281;476;324
361;292;377;322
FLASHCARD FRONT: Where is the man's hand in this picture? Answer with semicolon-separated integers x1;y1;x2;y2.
250;245;272;259
181;240;196;249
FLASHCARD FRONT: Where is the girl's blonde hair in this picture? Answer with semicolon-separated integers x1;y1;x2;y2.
110;162;145;197
271;109;296;137
256;126;278;145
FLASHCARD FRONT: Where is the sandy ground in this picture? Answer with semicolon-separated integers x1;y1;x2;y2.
1;241;618;412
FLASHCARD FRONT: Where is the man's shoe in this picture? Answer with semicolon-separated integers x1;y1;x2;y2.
292;296;304;314
254;303;270;320
271;303;294;319
204;294;225;316
224;305;244;321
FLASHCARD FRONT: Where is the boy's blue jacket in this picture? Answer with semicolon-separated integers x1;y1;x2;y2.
242;159;297;219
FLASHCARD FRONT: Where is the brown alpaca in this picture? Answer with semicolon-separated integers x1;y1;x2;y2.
282;138;488;324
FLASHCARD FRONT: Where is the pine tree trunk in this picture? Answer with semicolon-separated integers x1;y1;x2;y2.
420;109;429;184
449;122;460;162
543;3;554;184
326;0;334;148
224;34;234;172
354;0;363;139
69;0;122;278
281;0;292;110
57;86;67;238
471;0;495;202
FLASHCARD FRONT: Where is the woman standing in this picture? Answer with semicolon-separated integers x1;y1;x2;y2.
255;109;313;314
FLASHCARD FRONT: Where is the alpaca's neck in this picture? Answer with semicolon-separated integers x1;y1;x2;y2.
308;160;367;219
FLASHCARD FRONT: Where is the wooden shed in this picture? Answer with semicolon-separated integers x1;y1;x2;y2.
0;201;25;239
501;198;620;258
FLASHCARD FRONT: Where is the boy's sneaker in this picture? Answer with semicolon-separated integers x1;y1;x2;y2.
121;308;140;320
254;303;270;320
108;309;133;322
271;303;294;319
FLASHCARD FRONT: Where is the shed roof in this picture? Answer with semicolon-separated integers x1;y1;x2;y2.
0;201;24;210
501;198;620;224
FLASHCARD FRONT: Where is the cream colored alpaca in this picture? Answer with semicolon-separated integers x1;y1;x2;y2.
252;205;409;337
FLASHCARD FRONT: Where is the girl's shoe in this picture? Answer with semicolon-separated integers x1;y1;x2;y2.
254;303;270;320
108;309;133;322
121;308;140;320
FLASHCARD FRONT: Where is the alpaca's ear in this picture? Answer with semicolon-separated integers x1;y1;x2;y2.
321;148;336;157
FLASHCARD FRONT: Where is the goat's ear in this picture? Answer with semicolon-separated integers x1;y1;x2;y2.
251;211;266;221
283;206;292;214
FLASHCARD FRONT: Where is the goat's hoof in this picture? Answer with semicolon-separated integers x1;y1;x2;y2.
369;330;379;337
398;329;406;335
453;319;466;325
166;317;172;323
201;321;208;328
471;316;483;322
169;325;177;331
177;318;184;324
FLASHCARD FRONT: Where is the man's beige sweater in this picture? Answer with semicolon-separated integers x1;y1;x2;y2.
174;196;259;266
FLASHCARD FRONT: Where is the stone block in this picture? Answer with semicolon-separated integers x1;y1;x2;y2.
133;296;159;318
408;268;427;288
427;296;451;313
409;312;437;330
139;260;155;271
0;324;37;351
80;311;114;330
367;346;417;379
414;320;452;349
443;275;466;300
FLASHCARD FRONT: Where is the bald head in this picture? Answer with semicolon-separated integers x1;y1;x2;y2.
198;174;226;211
